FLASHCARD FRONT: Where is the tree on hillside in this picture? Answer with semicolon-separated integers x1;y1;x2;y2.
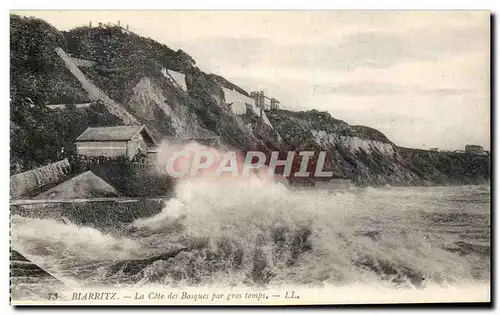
10;14;89;104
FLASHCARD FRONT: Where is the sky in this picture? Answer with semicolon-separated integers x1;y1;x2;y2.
12;10;491;150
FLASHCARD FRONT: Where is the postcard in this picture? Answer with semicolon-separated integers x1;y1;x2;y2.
9;10;491;306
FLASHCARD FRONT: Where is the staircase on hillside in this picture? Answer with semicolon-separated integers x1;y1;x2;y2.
54;47;139;125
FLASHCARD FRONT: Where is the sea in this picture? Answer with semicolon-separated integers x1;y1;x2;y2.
10;178;490;303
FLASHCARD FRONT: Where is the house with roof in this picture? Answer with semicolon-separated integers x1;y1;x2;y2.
75;125;157;160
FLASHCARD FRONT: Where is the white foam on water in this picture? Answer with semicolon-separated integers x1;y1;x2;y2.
10;142;491;300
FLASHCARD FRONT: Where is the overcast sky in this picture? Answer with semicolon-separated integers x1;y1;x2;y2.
13;11;490;150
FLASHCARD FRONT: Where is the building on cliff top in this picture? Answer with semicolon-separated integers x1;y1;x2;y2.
465;144;486;155
250;91;280;110
75;125;157;160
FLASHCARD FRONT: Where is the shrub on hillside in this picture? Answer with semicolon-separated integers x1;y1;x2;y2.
10;14;89;104
10;97;122;174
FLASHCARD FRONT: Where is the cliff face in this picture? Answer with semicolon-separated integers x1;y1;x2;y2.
266;110;423;186
10;14;490;186
398;147;490;185
266;109;490;186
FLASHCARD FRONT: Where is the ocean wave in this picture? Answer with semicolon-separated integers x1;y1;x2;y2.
10;144;491;299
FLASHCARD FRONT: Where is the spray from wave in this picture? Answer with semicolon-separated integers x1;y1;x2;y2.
11;141;490;297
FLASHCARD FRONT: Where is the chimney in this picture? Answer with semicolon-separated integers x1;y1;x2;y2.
117;20;120;26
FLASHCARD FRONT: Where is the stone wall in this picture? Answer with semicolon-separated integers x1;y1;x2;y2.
10;159;71;198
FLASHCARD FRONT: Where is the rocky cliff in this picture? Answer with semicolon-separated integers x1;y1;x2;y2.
10;14;490;186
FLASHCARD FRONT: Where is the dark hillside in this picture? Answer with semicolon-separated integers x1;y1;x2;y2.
10;15;88;104
10;97;122;174
10;14;490;187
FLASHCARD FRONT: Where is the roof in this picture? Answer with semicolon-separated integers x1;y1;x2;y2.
75;125;156;145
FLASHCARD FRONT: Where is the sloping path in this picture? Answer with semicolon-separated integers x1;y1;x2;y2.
55;47;139;125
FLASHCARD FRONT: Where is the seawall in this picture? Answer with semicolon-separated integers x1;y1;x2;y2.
10;159;71;198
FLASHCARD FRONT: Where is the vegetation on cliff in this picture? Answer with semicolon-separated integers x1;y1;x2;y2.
266;109;489;186
62;23;269;150
10;97;121;174
398;147;490;185
10;15;88;104
10;15;125;173
10;14;490;187
266;109;421;185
